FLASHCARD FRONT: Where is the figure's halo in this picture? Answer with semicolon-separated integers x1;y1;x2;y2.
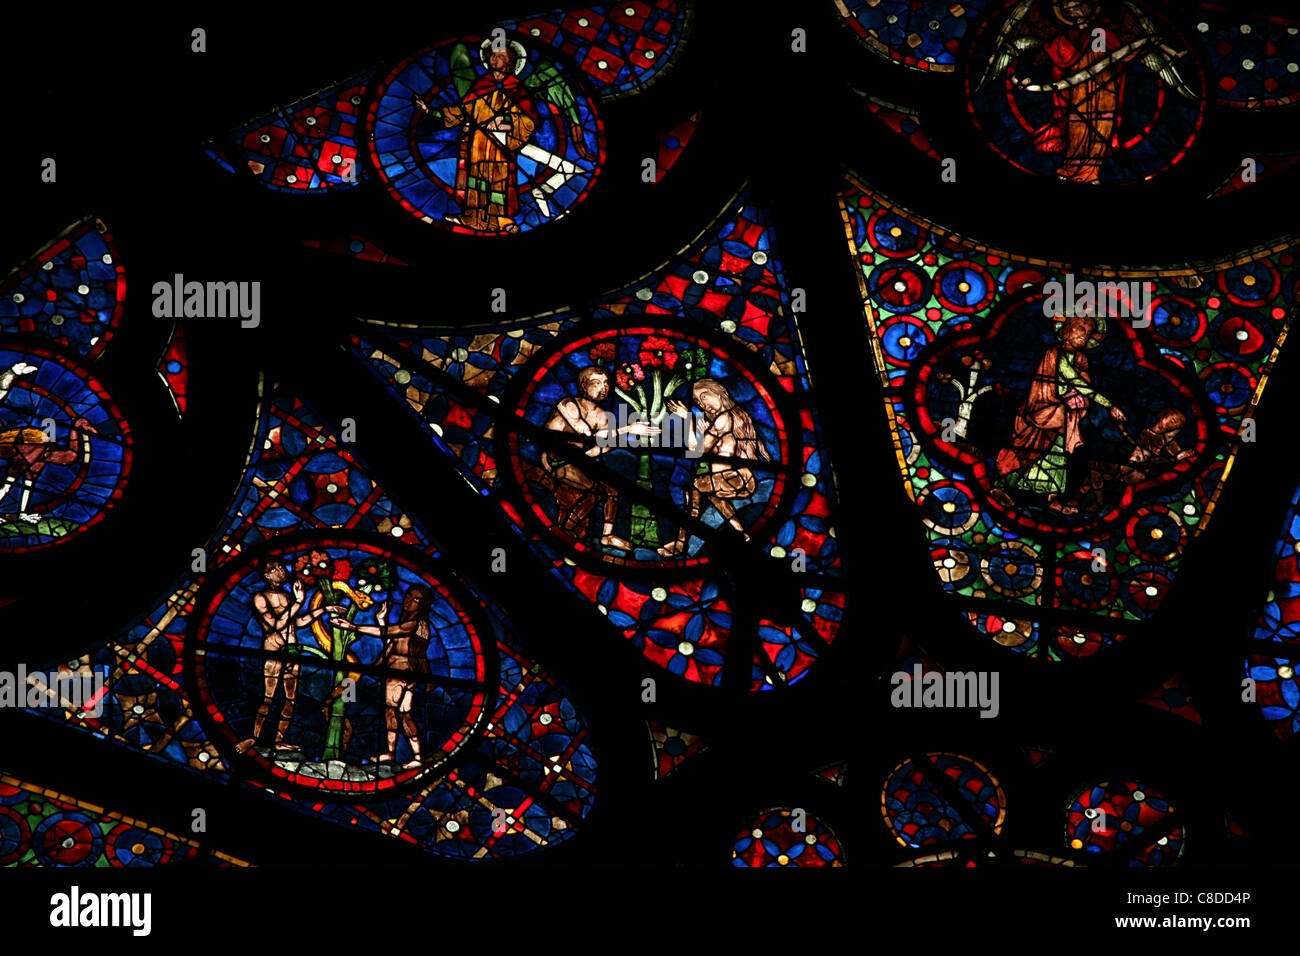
480;37;528;75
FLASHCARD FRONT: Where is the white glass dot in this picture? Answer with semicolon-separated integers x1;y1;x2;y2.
305;116;317;125
11;293;23;303
887;14;898;23
1133;790;1146;801
578;17;589;26
771;546;786;558
1157;836;1168;846
539;712;554;725
77;284;90;294
942;558;957;569
597;605;608;615
1240;23;1251;34
1242;58;1255;70
804;834;817;845
429;422;444;437
1001;620;1017;633
1236;328;1250;341
677;641;694;656
692;270;709;284
446;820;461;833
1197;21;1209;32
1073;633;1087;644
351;95;361;105
625;5;636;14
394;369;411;384
198;752;210;763
1183;504;1195;516
720;319;737;333
101;253;113;264
325;482;338;493
645;50;655;60
133;704;145;715
1145;585;1159;596
530;27;541;36
636;287;653;300
331;154;341;164
751;828;763;839
801;598;817;613
452;347;469;362
41;261;53;271
286;174;298;184
893;281;907;292
259;133;271;143
651;587;667;601
928;19;940;30
51;315;64;325
1289;63;1300;74
801;473;816;487
752;250;768;265
597;59;609;69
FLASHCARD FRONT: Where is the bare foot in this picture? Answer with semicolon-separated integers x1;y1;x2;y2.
235;738;257;755
656;539;686;557
402;758;422;770
372;753;394;763
601;534;633;551
272;742;298;752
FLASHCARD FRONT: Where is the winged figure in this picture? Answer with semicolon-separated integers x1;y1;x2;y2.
973;0;1198;182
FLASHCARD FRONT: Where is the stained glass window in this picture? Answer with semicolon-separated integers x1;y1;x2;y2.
6;0;1299;924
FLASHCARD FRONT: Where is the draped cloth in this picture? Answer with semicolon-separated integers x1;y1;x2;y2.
441;74;537;231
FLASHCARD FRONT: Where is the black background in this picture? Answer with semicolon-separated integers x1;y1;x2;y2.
0;0;1297;915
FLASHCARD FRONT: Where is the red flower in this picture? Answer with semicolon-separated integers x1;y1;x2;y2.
639;336;677;370
615;363;646;390
294;549;352;581
589;342;616;365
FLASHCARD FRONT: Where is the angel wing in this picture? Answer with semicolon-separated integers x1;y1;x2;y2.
1123;1;1198;99
449;42;475;100
524;61;582;127
973;0;1042;93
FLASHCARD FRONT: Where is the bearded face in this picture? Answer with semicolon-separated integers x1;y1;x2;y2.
583;373;610;402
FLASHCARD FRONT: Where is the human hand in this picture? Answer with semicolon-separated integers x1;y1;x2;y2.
1109;406;1127;423
622;421;661;437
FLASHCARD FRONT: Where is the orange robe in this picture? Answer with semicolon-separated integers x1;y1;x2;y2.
1037;28;1124;184
441;74;537;231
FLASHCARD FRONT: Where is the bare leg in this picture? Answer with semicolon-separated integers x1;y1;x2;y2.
239;664;281;753
400;687;422;769
599;490;632;550
272;666;297;750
